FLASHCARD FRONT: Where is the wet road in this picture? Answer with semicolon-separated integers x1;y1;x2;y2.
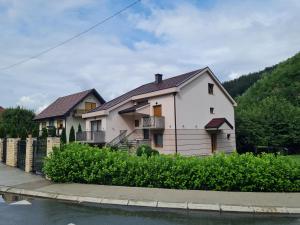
0;194;299;225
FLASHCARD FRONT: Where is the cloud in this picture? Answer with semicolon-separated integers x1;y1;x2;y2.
0;0;299;111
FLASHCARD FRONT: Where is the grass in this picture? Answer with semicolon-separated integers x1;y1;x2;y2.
285;155;300;164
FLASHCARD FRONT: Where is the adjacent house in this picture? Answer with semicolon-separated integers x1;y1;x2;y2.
79;67;237;156
34;89;105;141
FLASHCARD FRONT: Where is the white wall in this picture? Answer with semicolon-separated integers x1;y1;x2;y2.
175;71;236;155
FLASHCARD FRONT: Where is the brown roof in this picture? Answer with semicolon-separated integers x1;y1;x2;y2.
205;118;233;129
118;101;149;114
34;89;105;120
91;67;206;112
0;106;4;113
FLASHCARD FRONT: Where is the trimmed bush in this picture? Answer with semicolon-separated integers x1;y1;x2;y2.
43;143;300;192
136;144;159;157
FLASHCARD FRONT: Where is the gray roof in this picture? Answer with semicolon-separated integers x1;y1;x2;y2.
90;67;206;112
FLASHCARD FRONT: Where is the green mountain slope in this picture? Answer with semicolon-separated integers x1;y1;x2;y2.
235;52;300;152
223;65;277;98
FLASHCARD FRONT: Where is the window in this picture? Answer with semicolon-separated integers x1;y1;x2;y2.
85;102;96;111
57;119;64;129
134;119;140;127
208;83;214;95
154;133;163;147
42;122;46;129
227;134;231;140
49;119;54;127
210;107;214;114
91;120;101;131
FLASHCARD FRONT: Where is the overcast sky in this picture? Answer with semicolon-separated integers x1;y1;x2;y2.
0;0;299;112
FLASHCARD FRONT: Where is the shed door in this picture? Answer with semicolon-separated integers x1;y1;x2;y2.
153;105;162;117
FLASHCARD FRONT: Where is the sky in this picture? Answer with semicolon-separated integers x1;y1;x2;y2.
0;0;299;112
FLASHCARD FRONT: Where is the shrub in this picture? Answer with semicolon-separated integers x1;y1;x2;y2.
136;144;159;157
41;127;48;139
43;143;300;192
48;127;57;137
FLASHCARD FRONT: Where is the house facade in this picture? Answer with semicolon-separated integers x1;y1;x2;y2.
80;68;237;156
34;89;105;142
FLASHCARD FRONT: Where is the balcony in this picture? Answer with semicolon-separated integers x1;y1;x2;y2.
76;131;105;143
140;116;165;129
73;109;89;117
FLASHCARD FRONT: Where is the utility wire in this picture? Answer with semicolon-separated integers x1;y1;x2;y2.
0;0;141;71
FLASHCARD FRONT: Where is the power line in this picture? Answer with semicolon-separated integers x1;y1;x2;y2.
0;0;141;71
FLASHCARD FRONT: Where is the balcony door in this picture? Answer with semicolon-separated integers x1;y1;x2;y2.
153;105;162;117
91;120;101;131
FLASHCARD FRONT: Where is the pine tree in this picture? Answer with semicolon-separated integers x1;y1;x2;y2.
78;124;82;133
69;126;75;142
60;128;67;144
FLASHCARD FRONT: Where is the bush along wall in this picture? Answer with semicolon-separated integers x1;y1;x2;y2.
43;143;300;192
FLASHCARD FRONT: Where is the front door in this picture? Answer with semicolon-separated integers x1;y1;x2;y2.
153;105;162;117
211;134;217;153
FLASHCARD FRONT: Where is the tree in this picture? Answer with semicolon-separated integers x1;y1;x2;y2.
69;126;75;142
235;52;300;153
78;124;82;133
60;128;67;144
0;106;38;139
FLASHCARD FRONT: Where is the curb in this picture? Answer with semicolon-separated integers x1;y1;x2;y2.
1;185;299;214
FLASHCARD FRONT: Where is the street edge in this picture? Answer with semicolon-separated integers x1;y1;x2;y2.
1;185;299;215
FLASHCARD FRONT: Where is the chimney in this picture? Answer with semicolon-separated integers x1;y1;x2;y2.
155;73;163;84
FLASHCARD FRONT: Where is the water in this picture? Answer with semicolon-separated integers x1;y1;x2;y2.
0;193;299;225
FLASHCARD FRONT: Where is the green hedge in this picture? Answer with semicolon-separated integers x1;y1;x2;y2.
43;143;300;192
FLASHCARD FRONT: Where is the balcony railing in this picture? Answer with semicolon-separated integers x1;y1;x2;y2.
141;116;165;129
76;131;105;143
73;109;89;117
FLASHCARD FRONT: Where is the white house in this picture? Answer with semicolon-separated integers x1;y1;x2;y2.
79;67;237;155
34;89;105;141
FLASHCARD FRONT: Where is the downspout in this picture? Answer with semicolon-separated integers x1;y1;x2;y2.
173;92;178;154
64;116;67;142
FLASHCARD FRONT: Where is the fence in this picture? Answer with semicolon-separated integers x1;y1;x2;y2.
0;137;60;175
1;138;7;163
17;140;26;170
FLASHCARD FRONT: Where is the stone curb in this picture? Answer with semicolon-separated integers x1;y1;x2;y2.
0;185;299;214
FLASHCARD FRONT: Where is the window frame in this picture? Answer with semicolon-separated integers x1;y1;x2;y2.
134;119;140;127
208;83;214;95
154;133;163;147
85;102;97;111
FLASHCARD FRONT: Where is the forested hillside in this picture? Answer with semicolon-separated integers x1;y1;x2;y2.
235;52;300;153
223;65;277;98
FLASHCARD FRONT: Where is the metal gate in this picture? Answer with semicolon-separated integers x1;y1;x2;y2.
2;138;7;163
17;140;26;170
32;139;47;175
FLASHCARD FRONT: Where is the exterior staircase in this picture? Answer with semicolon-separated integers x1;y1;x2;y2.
107;130;149;151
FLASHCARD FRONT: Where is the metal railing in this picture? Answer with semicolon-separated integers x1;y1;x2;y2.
76;131;105;143
73;109;89;117
107;130;127;147
141;116;165;129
